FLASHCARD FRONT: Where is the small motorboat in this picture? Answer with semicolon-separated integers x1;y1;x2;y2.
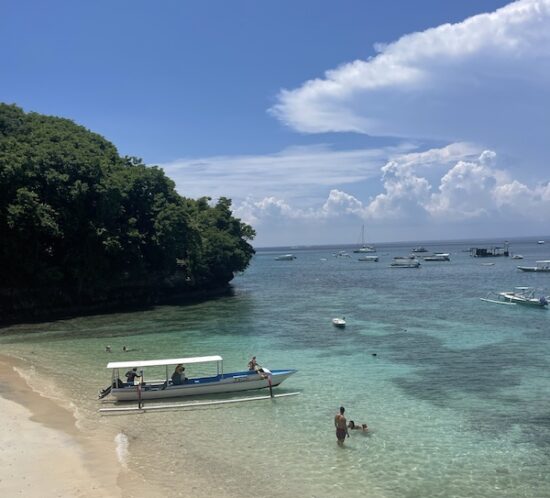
332;317;346;328
423;253;450;262
275;254;297;261
390;256;421;268
358;255;378;262
511;254;524;260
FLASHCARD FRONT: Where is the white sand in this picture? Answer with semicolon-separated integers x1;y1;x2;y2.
0;395;116;498
0;355;166;498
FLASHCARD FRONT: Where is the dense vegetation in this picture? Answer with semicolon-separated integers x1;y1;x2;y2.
0;104;255;320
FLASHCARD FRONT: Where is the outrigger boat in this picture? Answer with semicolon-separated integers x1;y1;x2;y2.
98;355;297;401
480;287;549;308
517;260;550;272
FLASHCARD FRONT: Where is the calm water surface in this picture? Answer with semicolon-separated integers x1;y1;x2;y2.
2;238;550;497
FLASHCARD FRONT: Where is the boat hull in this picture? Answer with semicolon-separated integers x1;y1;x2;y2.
109;369;296;401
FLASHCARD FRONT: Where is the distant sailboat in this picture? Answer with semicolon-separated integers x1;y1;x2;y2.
353;225;376;253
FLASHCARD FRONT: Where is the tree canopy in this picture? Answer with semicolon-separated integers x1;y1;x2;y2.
0;104;255;317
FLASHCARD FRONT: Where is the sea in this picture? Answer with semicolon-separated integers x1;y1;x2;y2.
1;236;550;498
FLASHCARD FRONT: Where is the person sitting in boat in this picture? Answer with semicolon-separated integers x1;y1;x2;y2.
125;368;138;385
348;420;368;432
171;364;186;385
248;356;259;371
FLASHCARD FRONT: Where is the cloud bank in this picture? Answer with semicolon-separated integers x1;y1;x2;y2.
271;0;550;170
232;146;550;232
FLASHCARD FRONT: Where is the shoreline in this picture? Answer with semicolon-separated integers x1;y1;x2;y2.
0;285;233;327
0;353;165;498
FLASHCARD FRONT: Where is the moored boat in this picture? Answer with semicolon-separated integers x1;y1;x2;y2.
99;355;297;401
275;254;297;261
358;255;378;262
480;287;549;308
517;260;550;272
390;256;421;268
423;253;450;261
332;317;346;328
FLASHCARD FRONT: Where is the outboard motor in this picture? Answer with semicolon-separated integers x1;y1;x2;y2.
539;296;548;306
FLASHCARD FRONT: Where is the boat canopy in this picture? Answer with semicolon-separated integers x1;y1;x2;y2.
107;355;223;370
537;260;550;263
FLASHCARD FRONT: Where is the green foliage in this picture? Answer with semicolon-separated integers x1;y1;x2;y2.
0;104;255;311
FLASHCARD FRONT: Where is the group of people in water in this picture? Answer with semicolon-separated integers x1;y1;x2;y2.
334;406;368;445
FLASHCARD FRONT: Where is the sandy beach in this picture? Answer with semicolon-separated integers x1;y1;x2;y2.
0;354;164;498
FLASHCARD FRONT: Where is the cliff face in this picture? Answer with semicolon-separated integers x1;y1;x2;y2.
0;104;255;323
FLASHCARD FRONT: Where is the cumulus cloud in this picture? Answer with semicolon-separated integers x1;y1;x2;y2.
271;0;550;170
231;146;550;234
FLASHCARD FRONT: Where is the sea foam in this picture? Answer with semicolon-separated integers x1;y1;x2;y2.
115;432;129;468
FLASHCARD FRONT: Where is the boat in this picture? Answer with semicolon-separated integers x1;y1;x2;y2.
423;253;450;262
334;250;351;258
98;355;297;402
480;287;549;308
511;254;524;260
332;317;346;328
390;256;420;268
538;240;545;244
358;255;378;262
481;262;495;266
352;225;376;253
275;254;296;261
412;246;428;253
517;260;550;272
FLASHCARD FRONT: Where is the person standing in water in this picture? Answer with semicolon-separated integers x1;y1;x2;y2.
334;406;349;445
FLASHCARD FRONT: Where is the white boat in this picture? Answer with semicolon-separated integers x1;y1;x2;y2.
423;253;450;262
480;287;549;308
332;317;346;328
511;254;524;260
358;255;378;262
275;254;296;261
412;246;428;253
353;225;376;253
390;256;421;268
538;240;545;244
517;260;550;272
98;355;297;401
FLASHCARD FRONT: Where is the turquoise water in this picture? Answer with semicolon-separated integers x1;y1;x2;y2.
2;238;550;497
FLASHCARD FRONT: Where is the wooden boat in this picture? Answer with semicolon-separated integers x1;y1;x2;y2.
480;287;549;308
332;317;346;328
99;355;296;401
517;260;550;272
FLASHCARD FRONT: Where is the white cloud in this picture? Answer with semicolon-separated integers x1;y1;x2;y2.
159;143;412;206
229;146;550;243
271;0;550;171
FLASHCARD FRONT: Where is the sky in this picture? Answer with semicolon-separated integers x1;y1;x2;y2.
2;0;549;247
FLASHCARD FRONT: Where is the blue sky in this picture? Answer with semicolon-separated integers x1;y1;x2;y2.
3;0;549;247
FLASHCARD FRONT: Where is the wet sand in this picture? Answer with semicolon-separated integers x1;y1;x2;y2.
0;354;164;498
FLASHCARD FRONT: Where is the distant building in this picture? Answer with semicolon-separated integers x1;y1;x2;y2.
470;242;509;257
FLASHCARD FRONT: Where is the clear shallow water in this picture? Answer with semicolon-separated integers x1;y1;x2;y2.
2;238;550;497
